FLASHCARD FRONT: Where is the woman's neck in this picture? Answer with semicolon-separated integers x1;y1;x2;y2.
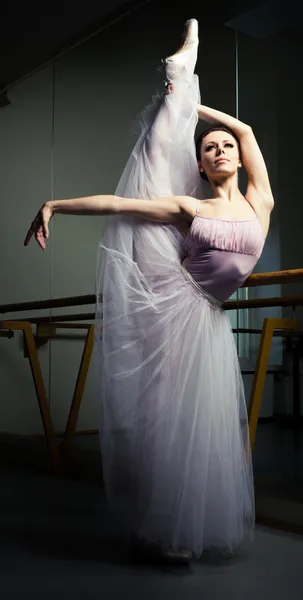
209;174;241;203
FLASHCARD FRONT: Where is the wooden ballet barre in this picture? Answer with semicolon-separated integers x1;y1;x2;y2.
225;295;303;310
10;295;303;324
0;319;59;468
0;318;95;469
0;294;95;314
37;323;93;329
243;268;303;288
247;318;300;450
1;268;303;316
232;327;303;337
33;322;94;348
15;313;95;324
0;329;14;338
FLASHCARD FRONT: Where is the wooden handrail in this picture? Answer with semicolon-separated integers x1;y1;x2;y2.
224;295;303;310
243;268;303;288
232;328;303;337
0;294;302;325
0;294;95;314
0;313;95;325
1;268;303;315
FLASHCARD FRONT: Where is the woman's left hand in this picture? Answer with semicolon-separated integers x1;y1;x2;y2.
24;202;53;250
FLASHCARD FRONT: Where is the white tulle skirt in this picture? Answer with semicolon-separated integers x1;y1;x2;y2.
94;30;255;558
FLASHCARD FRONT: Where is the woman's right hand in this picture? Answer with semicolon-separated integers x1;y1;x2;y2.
24;202;53;250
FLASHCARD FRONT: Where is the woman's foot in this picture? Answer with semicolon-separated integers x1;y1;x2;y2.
130;534;192;565
165;18;199;81
161;548;193;566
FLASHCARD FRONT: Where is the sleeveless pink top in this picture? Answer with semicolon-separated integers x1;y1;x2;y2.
182;200;265;302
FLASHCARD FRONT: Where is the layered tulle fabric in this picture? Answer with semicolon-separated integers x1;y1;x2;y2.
94;19;255;557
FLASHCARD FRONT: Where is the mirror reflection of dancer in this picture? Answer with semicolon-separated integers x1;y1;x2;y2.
25;19;274;565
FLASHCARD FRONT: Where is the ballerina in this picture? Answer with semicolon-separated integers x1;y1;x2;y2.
25;19;273;564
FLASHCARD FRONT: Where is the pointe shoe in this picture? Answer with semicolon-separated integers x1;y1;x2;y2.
165;18;199;81
161;548;193;566
130;535;192;566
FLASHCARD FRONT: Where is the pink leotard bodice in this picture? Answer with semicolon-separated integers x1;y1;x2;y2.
182;202;265;302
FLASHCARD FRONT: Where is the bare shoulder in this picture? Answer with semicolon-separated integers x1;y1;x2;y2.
178;196;221;215
177;195;201;220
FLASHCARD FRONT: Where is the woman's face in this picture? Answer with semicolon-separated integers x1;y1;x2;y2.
199;130;241;181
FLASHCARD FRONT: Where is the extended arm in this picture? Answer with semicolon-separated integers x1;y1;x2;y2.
49;195;185;220
24;194;193;250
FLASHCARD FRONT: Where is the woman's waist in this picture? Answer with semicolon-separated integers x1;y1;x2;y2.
181;261;223;308
182;251;258;300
